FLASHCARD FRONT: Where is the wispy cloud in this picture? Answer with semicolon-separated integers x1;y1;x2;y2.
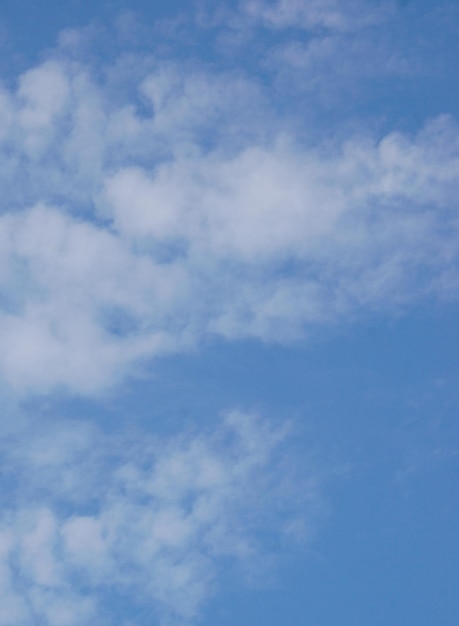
0;3;456;397
0;4;457;626
0;412;320;625
0;50;458;392
240;0;393;31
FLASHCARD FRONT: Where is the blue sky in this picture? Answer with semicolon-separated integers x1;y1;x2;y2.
0;1;458;624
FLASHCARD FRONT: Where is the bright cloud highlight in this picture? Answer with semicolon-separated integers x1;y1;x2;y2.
0;49;458;393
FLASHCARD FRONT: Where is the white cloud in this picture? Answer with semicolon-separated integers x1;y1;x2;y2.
17;61;70;158
0;9;456;626
265;29;413;96
0;203;190;393
0;412;319;625
0;32;457;394
240;0;392;31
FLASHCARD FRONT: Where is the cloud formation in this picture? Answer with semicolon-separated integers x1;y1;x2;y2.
241;0;392;31
0;412;318;625
0;4;457;626
0;4;457;395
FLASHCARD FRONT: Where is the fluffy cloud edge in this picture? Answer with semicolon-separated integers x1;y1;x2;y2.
0;7;458;395
0;411;324;625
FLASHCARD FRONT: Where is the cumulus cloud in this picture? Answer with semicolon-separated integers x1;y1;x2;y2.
0;7;456;626
0;412;319;625
0;202;190;393
0;14;457;394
